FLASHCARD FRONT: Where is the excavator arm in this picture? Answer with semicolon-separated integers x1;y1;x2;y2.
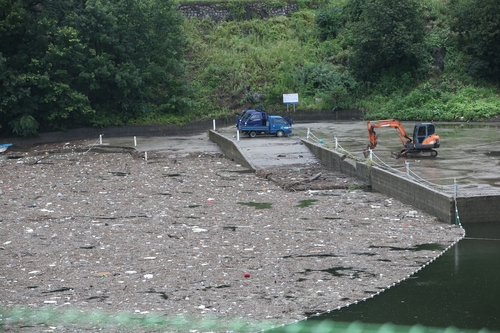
366;119;412;150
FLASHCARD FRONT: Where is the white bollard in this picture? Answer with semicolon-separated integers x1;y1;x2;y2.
99;134;103;145
335;137;338;149
454;178;460;225
213;119;216;130
145;151;148;161
134;136;137;147
237;130;240;142
307;128;310;140
405;161;410;178
369;148;373;161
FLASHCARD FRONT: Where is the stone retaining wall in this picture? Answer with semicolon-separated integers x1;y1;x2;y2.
177;1;298;22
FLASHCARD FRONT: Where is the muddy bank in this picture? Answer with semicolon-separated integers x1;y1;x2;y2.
0;143;464;331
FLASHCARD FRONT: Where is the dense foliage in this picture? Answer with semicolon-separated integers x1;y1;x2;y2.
348;0;426;82
0;0;189;136
450;0;500;81
1;0;499;136
184;0;500;122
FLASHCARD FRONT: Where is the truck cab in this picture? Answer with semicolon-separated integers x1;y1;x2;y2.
236;109;267;129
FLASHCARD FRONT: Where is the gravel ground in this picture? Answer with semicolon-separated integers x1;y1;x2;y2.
0;141;464;332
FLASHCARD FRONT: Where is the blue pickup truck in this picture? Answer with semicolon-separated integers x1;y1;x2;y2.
239;115;293;138
236;109;293;129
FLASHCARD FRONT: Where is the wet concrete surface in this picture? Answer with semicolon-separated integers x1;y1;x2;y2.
284;121;500;196
214;127;321;169
95;133;224;157
102;121;500;196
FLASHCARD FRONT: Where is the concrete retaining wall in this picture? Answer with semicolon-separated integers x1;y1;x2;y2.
290;110;366;122
302;139;370;183
302;139;499;224
456;196;500;224
208;130;255;170
369;166;454;223
3;118;234;146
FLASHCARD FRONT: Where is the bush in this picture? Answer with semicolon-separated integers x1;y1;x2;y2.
9;115;40;137
315;6;345;40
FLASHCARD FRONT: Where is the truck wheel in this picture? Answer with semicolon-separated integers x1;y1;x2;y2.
276;130;284;137
249;131;257;138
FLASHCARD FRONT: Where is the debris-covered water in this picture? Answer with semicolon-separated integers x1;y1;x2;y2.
0;143;464;331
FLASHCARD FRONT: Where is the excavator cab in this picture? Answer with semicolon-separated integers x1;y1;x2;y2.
411;123;440;149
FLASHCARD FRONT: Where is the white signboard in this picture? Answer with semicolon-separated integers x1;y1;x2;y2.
283;93;299;104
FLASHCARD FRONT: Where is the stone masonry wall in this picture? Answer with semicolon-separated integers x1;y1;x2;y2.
177;1;298;22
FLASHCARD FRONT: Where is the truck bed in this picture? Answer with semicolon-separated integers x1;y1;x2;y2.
239;125;269;132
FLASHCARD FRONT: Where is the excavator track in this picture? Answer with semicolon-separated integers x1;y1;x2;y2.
392;149;438;159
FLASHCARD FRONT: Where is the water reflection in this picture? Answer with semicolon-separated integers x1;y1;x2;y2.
314;223;500;330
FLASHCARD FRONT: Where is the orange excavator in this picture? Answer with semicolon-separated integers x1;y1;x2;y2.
364;119;440;158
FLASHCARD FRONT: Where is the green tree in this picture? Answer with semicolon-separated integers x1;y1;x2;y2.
451;0;500;82
0;0;93;135
70;0;189;126
0;0;188;136
347;0;426;82
293;62;357;104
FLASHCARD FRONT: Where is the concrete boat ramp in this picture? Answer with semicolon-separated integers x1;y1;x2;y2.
212;128;320;170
